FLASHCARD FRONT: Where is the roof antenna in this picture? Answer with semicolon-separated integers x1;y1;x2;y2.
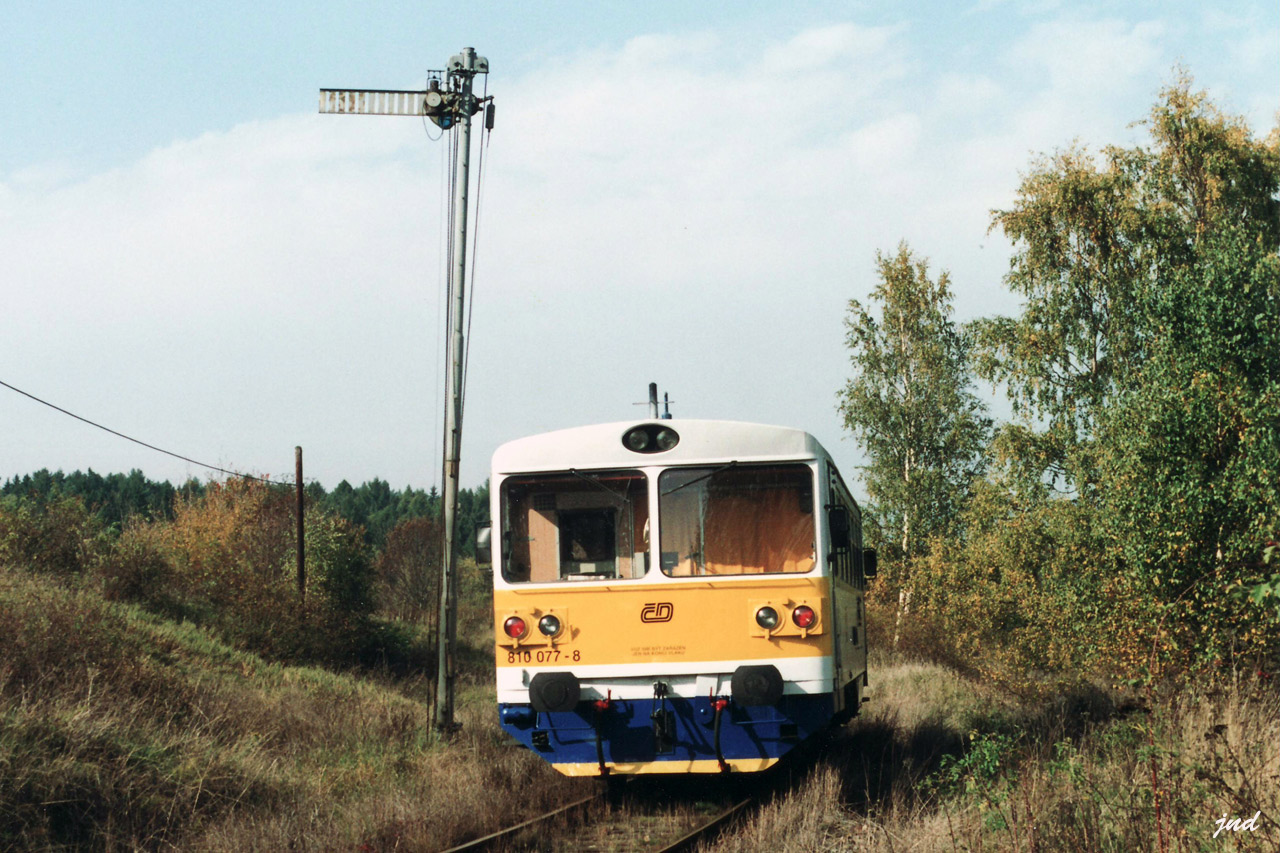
662;393;673;420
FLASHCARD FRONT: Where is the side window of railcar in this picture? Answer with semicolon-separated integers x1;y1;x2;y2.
500;470;649;583
658;463;816;577
827;470;862;588
829;502;854;586
852;502;865;589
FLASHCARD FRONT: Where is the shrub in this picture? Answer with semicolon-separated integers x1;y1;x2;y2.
94;527;177;607
374;516;441;622
0;495;105;577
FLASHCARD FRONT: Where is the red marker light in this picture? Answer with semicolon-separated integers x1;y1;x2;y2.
503;616;528;638
792;605;817;629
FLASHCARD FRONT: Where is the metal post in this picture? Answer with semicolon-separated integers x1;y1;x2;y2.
296;446;305;603
435;47;481;734
317;46;489;736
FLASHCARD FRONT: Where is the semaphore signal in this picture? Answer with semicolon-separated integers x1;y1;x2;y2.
320;48;493;737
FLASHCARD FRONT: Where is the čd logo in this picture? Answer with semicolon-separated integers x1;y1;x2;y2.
640;602;674;623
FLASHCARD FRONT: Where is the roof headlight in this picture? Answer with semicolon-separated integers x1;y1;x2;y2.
624;428;651;451
622;425;680;453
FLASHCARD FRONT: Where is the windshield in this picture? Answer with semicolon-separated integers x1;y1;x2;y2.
658;463;816;576
501;470;648;583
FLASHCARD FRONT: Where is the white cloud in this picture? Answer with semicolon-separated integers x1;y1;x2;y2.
3;14;1269;493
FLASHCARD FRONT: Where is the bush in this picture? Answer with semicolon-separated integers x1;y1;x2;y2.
94;527;177;607
375;516;441;622
0;495;104;577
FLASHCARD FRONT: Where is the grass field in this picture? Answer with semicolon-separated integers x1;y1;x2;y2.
1;489;1275;851
0;565;580;850
705;652;1279;852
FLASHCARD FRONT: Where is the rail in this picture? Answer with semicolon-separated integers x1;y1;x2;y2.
440;785;755;852
439;792;599;852
652;797;753;853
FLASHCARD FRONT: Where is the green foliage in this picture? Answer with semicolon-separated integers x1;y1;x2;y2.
1;467;490;559
95;528;177;605
1;468;196;528
0;494;105;576
972;72;1279;494
319;478;488;552
302;512;376;618
839;243;991;567
1236;543;1280;621
375;515;442;621
890;72;1280;675
926;730;1017;803
1096;224;1280;668
911;480;1107;672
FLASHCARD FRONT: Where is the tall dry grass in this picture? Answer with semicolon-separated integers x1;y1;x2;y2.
0;489;584;850
706;655;1279;853
0;566;580;850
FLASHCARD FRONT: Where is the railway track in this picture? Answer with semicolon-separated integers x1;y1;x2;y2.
439;793;599;852
651;797;752;853
440;782;756;853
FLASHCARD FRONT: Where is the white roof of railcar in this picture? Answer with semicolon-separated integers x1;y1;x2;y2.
491;419;833;475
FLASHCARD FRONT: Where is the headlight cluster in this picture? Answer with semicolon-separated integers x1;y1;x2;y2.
754;604;818;631
503;613;562;639
622;424;680;453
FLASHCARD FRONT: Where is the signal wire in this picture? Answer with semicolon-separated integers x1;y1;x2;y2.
459;73;490;426
0;377;288;487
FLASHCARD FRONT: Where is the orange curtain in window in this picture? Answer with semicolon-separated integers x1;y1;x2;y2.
703;491;814;574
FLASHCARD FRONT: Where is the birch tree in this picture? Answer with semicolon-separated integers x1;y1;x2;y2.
839;244;991;646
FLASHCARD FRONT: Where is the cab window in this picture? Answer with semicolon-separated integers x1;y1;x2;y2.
658;463;815;576
500;470;648;583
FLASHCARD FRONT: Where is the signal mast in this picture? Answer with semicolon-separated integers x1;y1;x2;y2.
320;48;492;734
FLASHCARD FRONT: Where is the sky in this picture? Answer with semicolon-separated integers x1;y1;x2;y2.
2;1;1276;498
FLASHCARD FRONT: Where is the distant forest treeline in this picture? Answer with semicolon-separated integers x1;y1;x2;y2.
0;469;490;556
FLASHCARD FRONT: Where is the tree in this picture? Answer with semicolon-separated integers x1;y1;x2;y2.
962;72;1280;671
1095;225;1280;669
839;244;992;645
972;72;1279;493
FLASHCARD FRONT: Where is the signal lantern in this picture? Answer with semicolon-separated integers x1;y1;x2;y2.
503;616;528;639
792;605;817;629
538;614;562;637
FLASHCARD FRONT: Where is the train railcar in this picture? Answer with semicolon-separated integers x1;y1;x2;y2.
485;419;875;776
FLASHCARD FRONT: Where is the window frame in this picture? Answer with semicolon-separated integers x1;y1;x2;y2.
656;461;818;578
498;468;650;584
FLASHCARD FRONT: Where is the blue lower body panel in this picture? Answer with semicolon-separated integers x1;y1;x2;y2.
499;693;834;775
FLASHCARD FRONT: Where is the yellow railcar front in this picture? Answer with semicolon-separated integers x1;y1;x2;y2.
488;420;873;776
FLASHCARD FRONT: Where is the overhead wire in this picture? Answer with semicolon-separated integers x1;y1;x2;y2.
0;377;291;487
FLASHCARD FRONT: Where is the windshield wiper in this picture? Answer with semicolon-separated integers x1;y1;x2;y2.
568;468;628;503
660;461;738;497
